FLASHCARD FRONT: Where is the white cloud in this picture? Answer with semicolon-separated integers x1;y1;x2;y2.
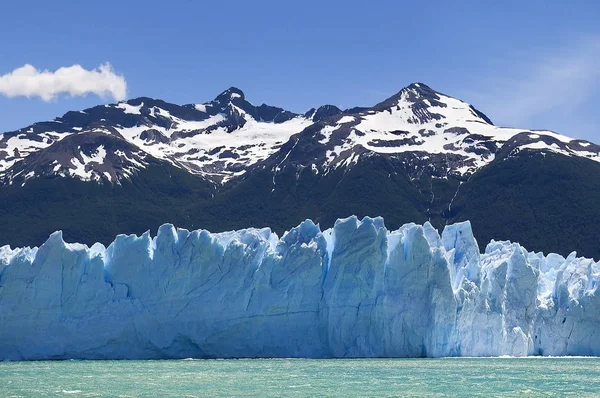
462;37;600;138
0;63;127;102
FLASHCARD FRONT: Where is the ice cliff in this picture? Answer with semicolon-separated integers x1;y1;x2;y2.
1;217;599;360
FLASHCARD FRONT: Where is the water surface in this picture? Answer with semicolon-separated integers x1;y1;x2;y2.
1;358;600;397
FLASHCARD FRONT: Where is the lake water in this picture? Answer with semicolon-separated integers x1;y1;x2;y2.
1;358;600;397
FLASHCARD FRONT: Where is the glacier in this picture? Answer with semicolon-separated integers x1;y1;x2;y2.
0;216;599;360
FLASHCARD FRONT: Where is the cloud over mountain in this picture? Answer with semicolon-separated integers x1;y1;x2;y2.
0;63;127;101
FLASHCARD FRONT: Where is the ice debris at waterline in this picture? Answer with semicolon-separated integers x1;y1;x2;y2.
0;217;599;360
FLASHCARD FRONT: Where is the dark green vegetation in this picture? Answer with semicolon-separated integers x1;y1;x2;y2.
0;156;432;248
1;150;599;260
199;156;431;234
0;164;214;248
451;151;600;260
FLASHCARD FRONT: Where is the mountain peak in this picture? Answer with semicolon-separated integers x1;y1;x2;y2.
371;82;443;115
367;82;494;126
214;87;245;103
400;82;440;101
403;82;434;92
125;96;158;105
304;104;342;122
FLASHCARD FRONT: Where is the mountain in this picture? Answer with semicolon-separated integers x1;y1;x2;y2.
1;83;599;259
257;82;598;180
0;87;314;185
1;217;599;359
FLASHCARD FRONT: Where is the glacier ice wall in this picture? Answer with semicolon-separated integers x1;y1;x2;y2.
0;217;599;360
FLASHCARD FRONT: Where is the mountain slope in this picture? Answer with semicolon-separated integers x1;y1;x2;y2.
0;163;214;247
450;150;600;259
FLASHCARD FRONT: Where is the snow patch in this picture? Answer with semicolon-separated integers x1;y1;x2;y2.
117;102;143;115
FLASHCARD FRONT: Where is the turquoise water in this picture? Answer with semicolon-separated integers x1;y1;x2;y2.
1;358;600;397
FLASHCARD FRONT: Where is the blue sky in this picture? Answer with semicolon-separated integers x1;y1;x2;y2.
1;0;599;140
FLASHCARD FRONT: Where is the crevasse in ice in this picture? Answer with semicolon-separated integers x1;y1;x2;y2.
0;217;598;360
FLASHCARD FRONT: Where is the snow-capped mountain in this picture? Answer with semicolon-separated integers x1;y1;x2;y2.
2;82;600;260
259;83;600;181
0;87;313;185
2;131;154;186
2;82;598;187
